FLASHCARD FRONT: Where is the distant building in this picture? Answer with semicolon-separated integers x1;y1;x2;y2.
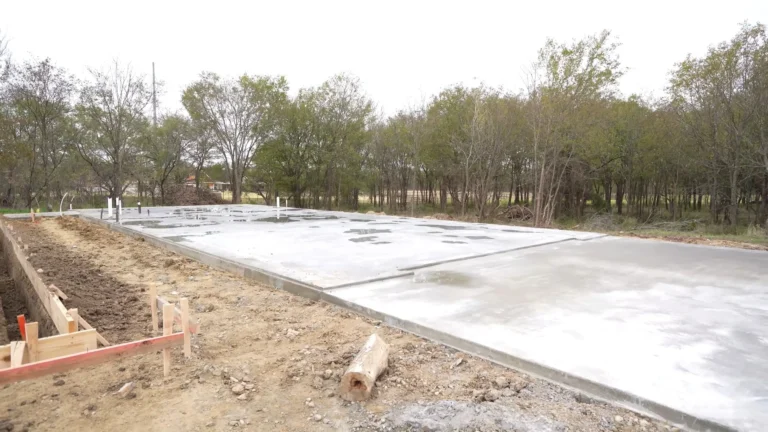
184;175;231;192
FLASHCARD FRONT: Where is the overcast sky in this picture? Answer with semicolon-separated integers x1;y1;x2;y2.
2;0;766;114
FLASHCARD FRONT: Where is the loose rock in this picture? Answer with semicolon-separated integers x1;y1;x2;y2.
115;382;135;398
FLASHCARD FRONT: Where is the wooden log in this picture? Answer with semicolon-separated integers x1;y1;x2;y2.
339;334;390;401
0;333;183;384
162;303;173;377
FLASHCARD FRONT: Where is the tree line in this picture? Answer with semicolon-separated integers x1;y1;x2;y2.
0;23;766;227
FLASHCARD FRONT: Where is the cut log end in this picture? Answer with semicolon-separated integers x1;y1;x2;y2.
339;334;389;402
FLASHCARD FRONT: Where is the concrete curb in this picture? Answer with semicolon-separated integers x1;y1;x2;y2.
76;214;733;432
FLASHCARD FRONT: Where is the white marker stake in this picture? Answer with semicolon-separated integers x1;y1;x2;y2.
118;200;122;217
107;197;113;217
69;203;72;210
277;197;280;208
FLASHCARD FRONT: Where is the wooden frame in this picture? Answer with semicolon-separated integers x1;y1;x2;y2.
0;220;195;384
0;333;184;385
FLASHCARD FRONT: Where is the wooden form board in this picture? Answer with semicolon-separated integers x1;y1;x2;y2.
0;345;10;369
0;333;184;385
0;329;98;369
0;221;75;334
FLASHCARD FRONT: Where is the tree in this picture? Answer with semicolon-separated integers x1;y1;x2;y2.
182;73;288;203
144;114;189;204
527;30;623;226
6;58;75;207
75;62;152;207
186;122;217;191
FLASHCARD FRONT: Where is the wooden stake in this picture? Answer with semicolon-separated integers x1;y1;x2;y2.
149;285;158;332
67;309;79;332
339;334;390;402
25;322;39;363
162;303;173;377
180;298;191;358
10;342;27;367
16;315;26;341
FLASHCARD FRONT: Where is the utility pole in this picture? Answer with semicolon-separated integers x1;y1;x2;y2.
152;62;158;127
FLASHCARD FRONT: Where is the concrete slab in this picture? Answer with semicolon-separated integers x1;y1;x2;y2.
328;236;768;431
75;204;768;431
78;205;601;288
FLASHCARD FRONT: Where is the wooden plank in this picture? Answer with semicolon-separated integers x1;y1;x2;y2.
0;345;11;369
149;285;158;332
0;333;184;385
25;322;39;363
77;317;111;347
156;296;198;334
180;298;191;358
162;304;173;377
10;342;27;367
49;284;69;301
36;329;97;361
67;309;79;333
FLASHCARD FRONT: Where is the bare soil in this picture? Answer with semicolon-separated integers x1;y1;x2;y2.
622;232;768;251
0;217;678;432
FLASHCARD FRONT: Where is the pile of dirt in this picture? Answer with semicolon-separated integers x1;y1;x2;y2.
163;184;227;206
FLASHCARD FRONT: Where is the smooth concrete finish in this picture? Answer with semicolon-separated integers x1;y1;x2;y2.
328;237;768;432
79;205;601;288
76;204;768;431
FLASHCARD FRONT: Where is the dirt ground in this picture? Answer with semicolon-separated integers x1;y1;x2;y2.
0;217;679;432
621;232;768;251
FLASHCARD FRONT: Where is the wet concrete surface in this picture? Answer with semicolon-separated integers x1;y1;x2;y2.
329;236;768;431
77;204;767;431
80;205;600;287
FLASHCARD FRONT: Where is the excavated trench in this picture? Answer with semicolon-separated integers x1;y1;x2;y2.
0;223;55;343
0;261;23;343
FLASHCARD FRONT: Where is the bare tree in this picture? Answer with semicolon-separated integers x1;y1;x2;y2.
75;61;152;207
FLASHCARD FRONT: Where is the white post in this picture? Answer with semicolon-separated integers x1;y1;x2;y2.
69;203;72;210
118;199;122;216
107;197;113;217
277;197;280;208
